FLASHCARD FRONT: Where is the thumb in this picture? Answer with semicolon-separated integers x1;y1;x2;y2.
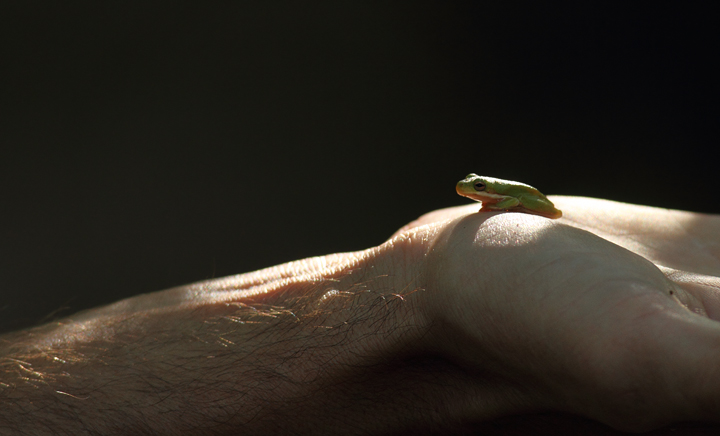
663;312;720;423
572;296;720;432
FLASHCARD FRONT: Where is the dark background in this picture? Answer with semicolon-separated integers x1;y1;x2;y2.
1;2;718;334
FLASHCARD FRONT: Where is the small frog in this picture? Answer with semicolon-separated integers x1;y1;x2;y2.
456;174;562;219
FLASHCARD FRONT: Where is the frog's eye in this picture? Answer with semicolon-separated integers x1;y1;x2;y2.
474;182;486;191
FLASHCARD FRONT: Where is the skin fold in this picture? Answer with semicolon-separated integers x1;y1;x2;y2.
1;196;720;435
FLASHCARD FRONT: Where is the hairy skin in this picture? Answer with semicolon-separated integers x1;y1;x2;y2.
2;196;720;435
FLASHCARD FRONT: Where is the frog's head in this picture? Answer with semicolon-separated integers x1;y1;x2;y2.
456;174;499;199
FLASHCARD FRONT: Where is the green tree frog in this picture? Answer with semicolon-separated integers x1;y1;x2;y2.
456;174;562;219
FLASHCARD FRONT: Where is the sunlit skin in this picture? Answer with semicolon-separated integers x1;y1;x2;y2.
456;174;563;219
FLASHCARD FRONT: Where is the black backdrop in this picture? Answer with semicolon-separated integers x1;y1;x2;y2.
1;2;718;333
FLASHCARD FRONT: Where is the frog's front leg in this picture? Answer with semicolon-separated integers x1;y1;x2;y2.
481;196;520;212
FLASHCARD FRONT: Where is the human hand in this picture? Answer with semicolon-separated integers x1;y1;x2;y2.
2;196;720;435
401;196;720;433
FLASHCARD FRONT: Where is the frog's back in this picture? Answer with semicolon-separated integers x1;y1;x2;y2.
489;177;541;196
